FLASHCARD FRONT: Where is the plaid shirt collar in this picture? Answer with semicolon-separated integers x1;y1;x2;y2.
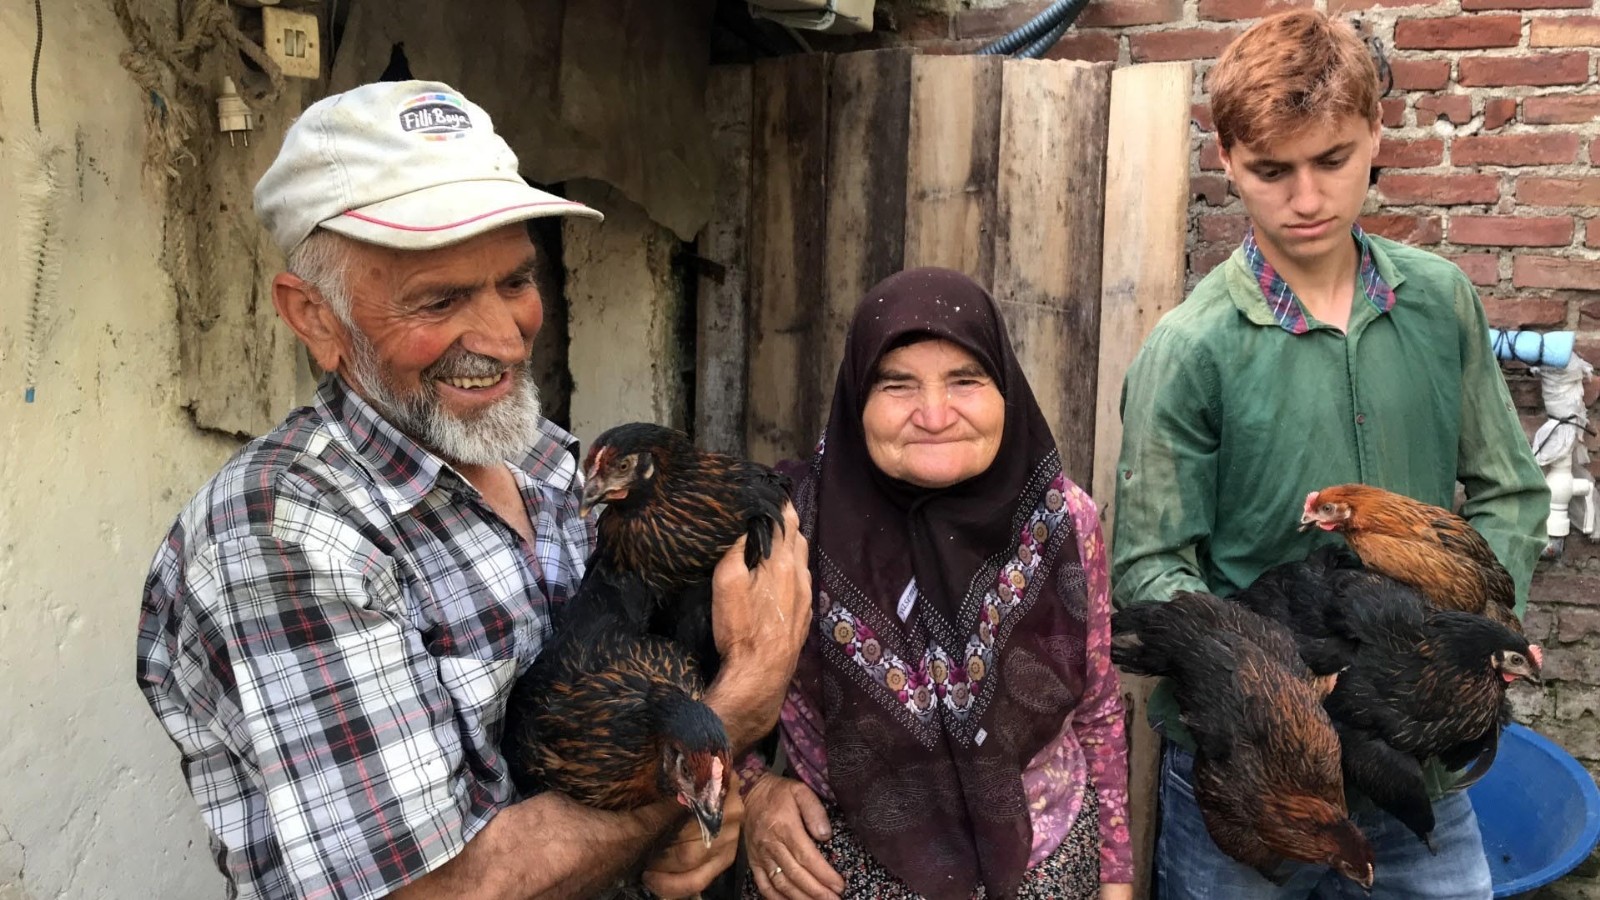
1241;223;1397;335
315;374;582;514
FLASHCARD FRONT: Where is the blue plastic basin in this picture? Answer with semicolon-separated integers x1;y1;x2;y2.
1467;723;1600;897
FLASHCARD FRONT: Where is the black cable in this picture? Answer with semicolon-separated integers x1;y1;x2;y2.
1532;414;1595;461
977;0;1089;56
1492;328;1546;366
32;0;44;130
1367;33;1393;97
1017;15;1072;59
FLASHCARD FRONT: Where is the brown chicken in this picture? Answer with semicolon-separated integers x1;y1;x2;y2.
567;422;791;684
1233;548;1544;848
1299;484;1522;632
1112;593;1375;888
502;601;731;848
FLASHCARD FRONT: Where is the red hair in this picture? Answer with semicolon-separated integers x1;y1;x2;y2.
1209;10;1381;151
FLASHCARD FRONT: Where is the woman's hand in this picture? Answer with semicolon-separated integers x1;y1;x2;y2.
641;786;746;899
743;773;844;900
1099;883;1134;900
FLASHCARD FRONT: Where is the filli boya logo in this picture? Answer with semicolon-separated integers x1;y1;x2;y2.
398;93;473;140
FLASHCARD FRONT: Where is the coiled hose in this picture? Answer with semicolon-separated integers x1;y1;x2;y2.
977;0;1094;57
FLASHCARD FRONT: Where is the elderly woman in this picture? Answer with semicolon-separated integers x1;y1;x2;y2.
737;268;1133;900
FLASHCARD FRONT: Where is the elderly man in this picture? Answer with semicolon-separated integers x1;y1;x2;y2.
136;80;811;900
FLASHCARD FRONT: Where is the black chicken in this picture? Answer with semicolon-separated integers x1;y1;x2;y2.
566;423;791;683
502;594;731;849
1231;549;1544;848
1112;592;1375;888
1228;546;1372;677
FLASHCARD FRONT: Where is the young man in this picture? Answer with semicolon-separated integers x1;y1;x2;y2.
1111;10;1547;900
136;80;813;899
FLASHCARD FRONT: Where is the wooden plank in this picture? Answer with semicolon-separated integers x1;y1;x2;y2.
1121;674;1161;900
696;65;754;456
1092;61;1194;900
903;54;1004;284
991;59;1112;488
819;49;914;429
746;53;830;465
1093;62;1193;538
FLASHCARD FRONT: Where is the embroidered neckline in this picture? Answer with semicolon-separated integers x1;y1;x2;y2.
817;465;1081;748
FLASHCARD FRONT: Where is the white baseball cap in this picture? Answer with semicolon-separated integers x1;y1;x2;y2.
254;79;601;254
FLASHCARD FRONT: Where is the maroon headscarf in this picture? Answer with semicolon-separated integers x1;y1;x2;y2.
789;268;1089;900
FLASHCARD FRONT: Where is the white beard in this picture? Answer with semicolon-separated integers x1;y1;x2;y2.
346;330;542;468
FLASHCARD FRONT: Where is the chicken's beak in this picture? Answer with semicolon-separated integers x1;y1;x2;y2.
579;476;626;518
688;801;722;848
578;478;605;518
1299;491;1321;532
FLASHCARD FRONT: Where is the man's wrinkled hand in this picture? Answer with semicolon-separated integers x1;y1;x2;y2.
711;502;810;670
641;785;746;899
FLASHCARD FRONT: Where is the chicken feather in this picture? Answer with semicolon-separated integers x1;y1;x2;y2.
1300;484;1520;633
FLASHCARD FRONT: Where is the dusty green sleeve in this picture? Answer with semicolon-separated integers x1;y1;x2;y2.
1110;328;1218;609
1453;275;1550;616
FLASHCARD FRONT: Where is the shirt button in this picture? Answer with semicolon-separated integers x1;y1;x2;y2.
1355;413;1366;425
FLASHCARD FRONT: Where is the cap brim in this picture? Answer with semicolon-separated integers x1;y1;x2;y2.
321;179;603;250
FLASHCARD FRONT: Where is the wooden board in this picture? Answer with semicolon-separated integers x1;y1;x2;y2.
1091;61;1195;900
991;59;1112;487
818;48;914;430
746;53;830;465
903;54;1004;284
1092;61;1193;537
696;65;754;456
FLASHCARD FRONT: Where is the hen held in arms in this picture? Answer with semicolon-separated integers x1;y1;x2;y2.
1300;483;1523;633
567;423;791;683
1113;592;1375;889
1233;547;1543;850
502;600;731;849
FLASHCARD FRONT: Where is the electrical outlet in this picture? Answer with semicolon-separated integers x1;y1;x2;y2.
263;7;321;80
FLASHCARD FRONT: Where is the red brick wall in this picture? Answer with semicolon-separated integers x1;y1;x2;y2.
873;0;1599;342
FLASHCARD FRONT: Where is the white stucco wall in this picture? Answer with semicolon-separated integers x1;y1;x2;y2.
563;180;688;447
0;1;244;895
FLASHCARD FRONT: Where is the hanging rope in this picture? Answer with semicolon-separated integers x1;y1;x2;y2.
109;0;286;179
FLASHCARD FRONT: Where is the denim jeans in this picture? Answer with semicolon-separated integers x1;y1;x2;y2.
1156;745;1494;900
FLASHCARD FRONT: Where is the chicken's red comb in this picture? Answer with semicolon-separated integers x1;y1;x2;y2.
1303;491;1321;515
1529;643;1544;670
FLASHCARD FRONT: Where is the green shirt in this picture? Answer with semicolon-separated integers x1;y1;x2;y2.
1110;232;1548;796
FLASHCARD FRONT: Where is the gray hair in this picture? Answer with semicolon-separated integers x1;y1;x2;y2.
286;228;357;325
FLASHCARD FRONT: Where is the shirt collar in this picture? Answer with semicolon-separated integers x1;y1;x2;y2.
314;374;582;514
1240;223;1397;335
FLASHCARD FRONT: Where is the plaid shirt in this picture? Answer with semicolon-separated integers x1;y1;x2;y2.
136;375;593;899
1243;222;1398;334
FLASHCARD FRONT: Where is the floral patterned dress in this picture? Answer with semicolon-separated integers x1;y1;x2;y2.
740;480;1133;898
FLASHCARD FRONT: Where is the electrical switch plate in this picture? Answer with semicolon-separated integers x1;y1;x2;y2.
263;7;321;80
